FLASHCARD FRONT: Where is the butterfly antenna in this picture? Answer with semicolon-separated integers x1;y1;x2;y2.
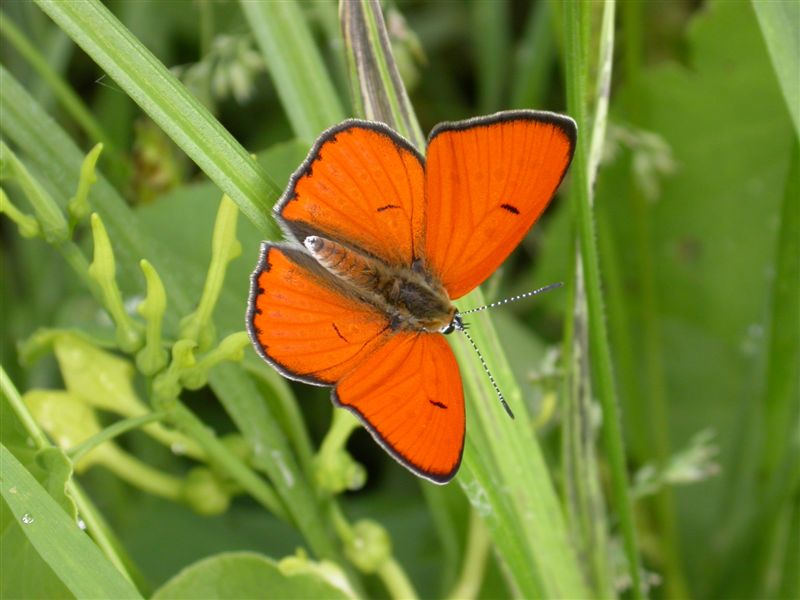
457;324;515;419
459;282;564;316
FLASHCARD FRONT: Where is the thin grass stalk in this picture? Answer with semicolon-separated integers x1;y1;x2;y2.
240;0;345;143
756;141;800;596
510;1;554;109
470;0;510;112
619;3;688;595
615;0;649;463
560;3;616;596
562;2;645;598
0;11;128;181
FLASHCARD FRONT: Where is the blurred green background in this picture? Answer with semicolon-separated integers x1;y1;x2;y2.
1;1;797;599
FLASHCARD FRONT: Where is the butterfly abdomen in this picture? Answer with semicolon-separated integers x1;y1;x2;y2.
304;235;387;289
304;235;456;332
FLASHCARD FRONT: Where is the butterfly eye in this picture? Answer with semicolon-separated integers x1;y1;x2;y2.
441;314;463;335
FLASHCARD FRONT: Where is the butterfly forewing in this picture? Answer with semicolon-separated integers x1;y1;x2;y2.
277;122;426;268
424;111;576;299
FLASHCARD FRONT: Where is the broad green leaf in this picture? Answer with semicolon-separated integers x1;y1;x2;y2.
152;552;351;600
0;443;142;599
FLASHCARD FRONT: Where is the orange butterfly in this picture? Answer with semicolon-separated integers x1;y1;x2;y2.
247;110;576;483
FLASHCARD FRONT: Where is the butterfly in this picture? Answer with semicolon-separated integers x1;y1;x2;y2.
247;110;576;483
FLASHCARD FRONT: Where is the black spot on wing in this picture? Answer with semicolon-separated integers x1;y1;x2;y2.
377;204;401;212
429;399;448;410
500;203;520;215
332;322;349;343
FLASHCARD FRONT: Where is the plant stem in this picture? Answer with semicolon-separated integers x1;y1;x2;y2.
448;509;490;600
1;366;50;448
562;2;645;598
99;447;183;502
167;401;288;520
378;558;419;600
68;412;166;465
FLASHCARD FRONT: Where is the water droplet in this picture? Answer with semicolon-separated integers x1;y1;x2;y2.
77;518;87;530
21;513;34;525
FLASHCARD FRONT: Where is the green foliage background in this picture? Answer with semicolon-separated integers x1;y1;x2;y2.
1;1;797;599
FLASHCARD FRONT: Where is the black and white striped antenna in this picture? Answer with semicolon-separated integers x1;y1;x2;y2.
458;282;563;316
455;281;564;420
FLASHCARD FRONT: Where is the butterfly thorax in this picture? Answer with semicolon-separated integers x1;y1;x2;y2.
304;235;457;333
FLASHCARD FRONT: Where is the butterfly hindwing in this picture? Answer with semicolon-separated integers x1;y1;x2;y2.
334;332;465;483
277;121;426;268
248;243;393;386
423;110;576;299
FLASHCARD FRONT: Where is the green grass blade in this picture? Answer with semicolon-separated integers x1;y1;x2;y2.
342;1;590;597
761;142;800;476
562;2;645;598
559;6;617;597
0;442;143;599
752;0;800;138
240;0;345;143
454;313;590;598
33;0;281;239
340;0;425;149
1;365;145;591
754;142;800;597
